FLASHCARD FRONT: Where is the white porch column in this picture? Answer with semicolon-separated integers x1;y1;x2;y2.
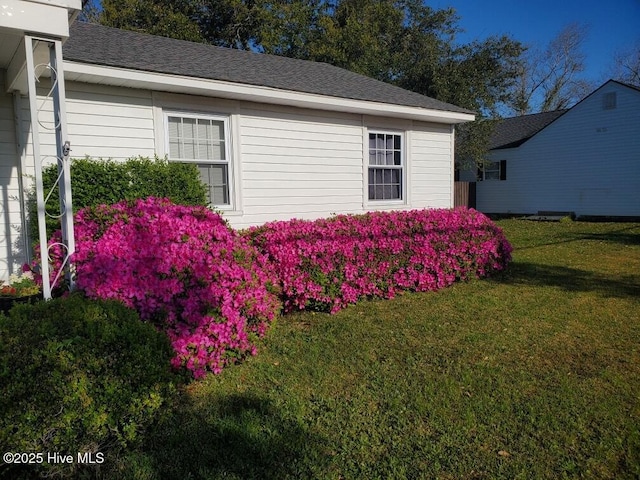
25;36;75;298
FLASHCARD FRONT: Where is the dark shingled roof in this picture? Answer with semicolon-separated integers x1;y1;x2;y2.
63;22;472;115
490;110;567;150
617;80;640;92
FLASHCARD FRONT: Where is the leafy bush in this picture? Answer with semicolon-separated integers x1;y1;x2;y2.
244;207;513;313
0;294;176;479
28;156;208;243
41;197;282;378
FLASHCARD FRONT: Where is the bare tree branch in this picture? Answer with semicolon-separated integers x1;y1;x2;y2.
611;40;640;86
507;23;593;115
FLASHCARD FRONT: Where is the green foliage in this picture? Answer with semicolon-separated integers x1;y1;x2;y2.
455;119;500;171
93;0;329;52
94;0;203;42
400;34;524;116
198;0;331;52
28;156;208;244
304;0;409;80
0;294;177;479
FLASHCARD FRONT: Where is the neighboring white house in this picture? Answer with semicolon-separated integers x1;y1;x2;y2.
0;5;474;281
465;80;640;219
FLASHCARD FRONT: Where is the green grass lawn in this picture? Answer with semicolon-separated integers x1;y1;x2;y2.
112;220;640;480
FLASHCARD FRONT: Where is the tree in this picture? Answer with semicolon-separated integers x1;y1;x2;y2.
399;35;524;116
254;1;331;57
192;0;276;50
610;40;640;87
508;23;594;115
454;119;499;173
78;0;101;23
87;0;204;42
87;0;332;53
302;0;413;81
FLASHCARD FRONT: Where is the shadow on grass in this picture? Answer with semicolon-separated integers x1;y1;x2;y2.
518;225;640;250
490;261;640;300
572;228;640;246
517;225;640;250
123;392;329;480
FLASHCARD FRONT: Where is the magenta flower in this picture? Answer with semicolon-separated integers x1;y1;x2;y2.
245;207;512;314
39;197;282;377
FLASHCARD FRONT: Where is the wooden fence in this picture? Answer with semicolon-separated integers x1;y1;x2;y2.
454;182;476;208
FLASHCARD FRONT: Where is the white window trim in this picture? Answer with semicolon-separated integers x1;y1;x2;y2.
364;128;407;206
483;160;501;181
163;110;235;211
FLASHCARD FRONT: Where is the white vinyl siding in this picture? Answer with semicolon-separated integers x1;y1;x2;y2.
2;82;155;280
166;113;231;207
410;122;454;209
26;82;155;161
236;104;364;227
0;77;28;280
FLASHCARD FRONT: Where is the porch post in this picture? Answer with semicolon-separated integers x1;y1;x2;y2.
50;39;76;292
24;35;75;299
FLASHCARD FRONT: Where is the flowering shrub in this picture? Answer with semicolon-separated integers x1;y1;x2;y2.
41;197;281;378
37;200;510;377
244;207;512;313
0;268;40;297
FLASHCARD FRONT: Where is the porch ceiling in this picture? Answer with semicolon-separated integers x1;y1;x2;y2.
0;0;81;85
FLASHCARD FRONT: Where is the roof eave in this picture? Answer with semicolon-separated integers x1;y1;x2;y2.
490;138;529;150
64;62;475;124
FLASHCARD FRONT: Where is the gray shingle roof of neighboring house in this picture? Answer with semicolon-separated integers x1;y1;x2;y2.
63;22;473;115
618;80;640;92
489;110;568;150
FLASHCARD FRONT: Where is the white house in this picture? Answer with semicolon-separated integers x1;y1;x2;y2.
467;80;640;219
0;2;474;282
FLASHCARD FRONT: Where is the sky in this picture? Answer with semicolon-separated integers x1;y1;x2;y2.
435;0;640;84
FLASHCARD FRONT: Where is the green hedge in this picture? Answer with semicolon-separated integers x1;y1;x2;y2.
28;156;208;243
0;294;177;479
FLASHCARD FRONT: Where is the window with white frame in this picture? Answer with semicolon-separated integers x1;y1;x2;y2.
166;113;231;207
368;131;403;201
480;160;506;181
483;161;501;180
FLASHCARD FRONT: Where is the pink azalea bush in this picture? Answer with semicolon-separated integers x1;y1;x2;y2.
36;200;511;377
38;197;281;378
244;207;512;313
